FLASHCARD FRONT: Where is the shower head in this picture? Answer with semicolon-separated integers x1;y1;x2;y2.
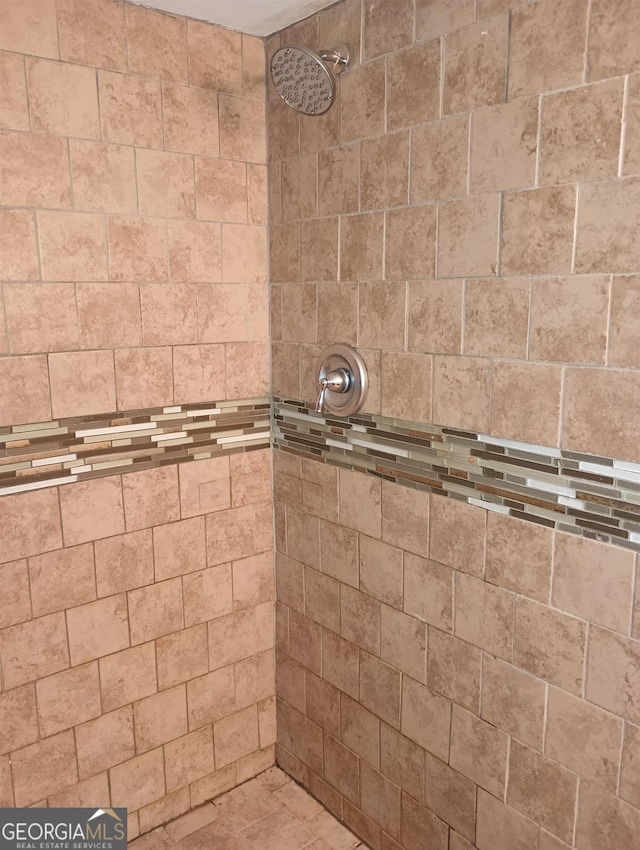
271;44;350;115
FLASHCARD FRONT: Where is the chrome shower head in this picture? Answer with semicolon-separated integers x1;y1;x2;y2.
271;44;350;115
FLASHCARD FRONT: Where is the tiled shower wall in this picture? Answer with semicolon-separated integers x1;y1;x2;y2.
0;0;274;838
269;1;640;849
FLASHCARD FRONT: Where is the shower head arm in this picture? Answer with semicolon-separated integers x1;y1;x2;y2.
318;44;350;75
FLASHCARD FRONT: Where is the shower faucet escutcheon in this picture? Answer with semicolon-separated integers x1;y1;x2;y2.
315;344;368;417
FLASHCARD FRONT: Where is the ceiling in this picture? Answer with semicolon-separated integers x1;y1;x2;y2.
125;0;340;36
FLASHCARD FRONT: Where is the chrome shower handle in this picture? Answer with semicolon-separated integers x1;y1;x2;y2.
316;368;350;412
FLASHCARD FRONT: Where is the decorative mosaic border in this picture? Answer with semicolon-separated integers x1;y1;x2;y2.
274;398;640;553
0;398;271;497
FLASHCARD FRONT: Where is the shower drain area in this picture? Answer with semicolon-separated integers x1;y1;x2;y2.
130;767;370;850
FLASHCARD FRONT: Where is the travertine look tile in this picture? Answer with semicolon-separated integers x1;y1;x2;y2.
609;275;640;367
126;5;188;83
424;752;476;842
317;282;357;346
67;594;129;665
108;216;168;282
455;572;514;660
361;131;409;210
36;662;101;737
95;529;153;598
339;468;381;538
340;59;385;143
0;489;61;564
359;535;403;609
380;723;424;803
243;34;265;101
381;606;426;682
546;686;623;791
165;724;215;792
58;0;127;71
0;131;71;209
215;776;281;828
99;642;157;712
29;543;95;617
514;597;587;695
465;277;529;358
401;676;451;760
401;792;449;850
0;52;29;131
502;185;576;275
110;747;165;811
562;367;640;462
0;210;39;281
363;0;412;60
184;564;233;626
387;40;439;130
553;534;635;634
359;761;401;839
381;351;432;423
219;95;266;163
304;568;340;633
433;353;491;433
233;551;274;611
306;671;340;738
49;349;116;418
0;0;59;59
575;177;640;273
248;164;268;225
289;609;322;675
0;684;38;754
78;282;141;348
169;220;221;283
187;20;242;94
175;342;226;402
281;154;317;222
404;554;452;632
508;739;578;844
178;455;230;520
471;97;538;192
11;730;77;806
449;705;508;798
38;211;107;282
138;789;191;835
0;560;31;630
411;115;469;204
223;224;267;283
99;70;162;148
476;789;538;850
323;735;359;805
359;650;401;729
429;628;481;713
340;212;384;282
318;145;359;215
339;693;379;770
214;705;260;768
320;520;358;588
481;655;545;750
26;57;99;139
438;194;500;277
140;283;197;345
75;705;135;778
586;625;640;724
486;513;553;603
491;361;562;446
5;283;78;354
576;780;640;850
540;79;624;185
381;481;429;556
122;466;180;531
0;612;69;690
152;517;206;582
406;279;462;354
624;74;640;175
59;476;124;545
443;16;508;114
206;504;256;565
115;346;173;409
385;206;437;281
415;0;474;40
588;0;640;80
620;722;640;808
430;494;485;576
196;158;247;222
0;755;12;806
508;0;588;98
70;139;137;214
163;83;219;156
128;578;183;646
137;149;195;219
300;219;338;283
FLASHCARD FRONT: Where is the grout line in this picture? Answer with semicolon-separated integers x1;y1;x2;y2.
570;182;580;275
618;74;630;178
603;274;614;366
584;0;593;84
534;94;543;187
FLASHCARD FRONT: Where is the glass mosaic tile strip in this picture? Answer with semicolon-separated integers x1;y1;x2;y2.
274;398;640;553
0;398;271;498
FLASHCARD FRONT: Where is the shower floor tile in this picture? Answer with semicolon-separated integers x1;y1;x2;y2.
130;767;371;850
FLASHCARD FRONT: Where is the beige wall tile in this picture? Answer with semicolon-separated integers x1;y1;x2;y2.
49;349;116;418
318;145;360;215
67;594;129;665
502;185;576;275
0;560;31;630
491;361;562;446
107;216;168;282
214;704;260;768
110;747;165;811
169;220;222;283
70;140;137;215
360;650;402;729
95;529;154;597
424;752;476;844
444;16;508;114
449;705;508;797
226;340;269;397
0;612;69;690
588;0;640;81
157;624;208;690
36;661;100;737
0;489;61;564
360;535;403;609
248;164;268;225
411;115;469;204
438;194;500;277
26;57;99;139
481;655;545;749
387;40;440;130
206;504;256;565
620;722;640;808
339;468;381;538
385;205;437;280
184;563;233;627
0;52;29;131
304;567;340;633
5;283;78;354
476;788;538;850
340;59;385;144
140;283;197;345
233;551;274;610
404;553;453;632
99;71;162;148
540;79;624;185
401;675;451;760
408;279;463;355
11;730;77;806
223;223;267;283
122;465;180;531
360;761;401;840
508;0;588;97
219;95;266;164
465;277;530;358
0;0;59;59
455;572;514;660
0;684;39;755
553;533;635;634
75;706;135;778
0;210;39;281
209;607;259;670
428;628;480;713
196;158;247;223
430;494;486;577
187;20;242;95
471;97;538;192
281;154;317;222
179;455;230;520
416;0;474;39
165;726;215;792
576;177;640;274
163;83;219;156
99;642;157;712
29;543;95;617
514;597;587;695
153;516;206;582
576;779;640;850
361;131;410;210
624;74;640;175
136;149;195;219
77;282;142;349
586;625;640;724
323;735;359;806
401;792;449;850
0;755;12;806
59;476;124;545
243;34;265;100
58;0;126;71
320;520;358;588
381;351;432;423
236;649;274;709
341;212;384;282
128;578;183;645
381;605;426;682
546;686;623;791
381;481;429;556
0;131;71;209
363;0;412;60
174;343;226;403
270;222;300;283
115;346;173;410
300;218;338;283
380;723;424;803
486;513;553;603
562;367;640;462
187;667;234;730
38;211;107;282
609;275;640;367
339;692;379;769
126;5;188;83
508;739;578;844
317;282;357;346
